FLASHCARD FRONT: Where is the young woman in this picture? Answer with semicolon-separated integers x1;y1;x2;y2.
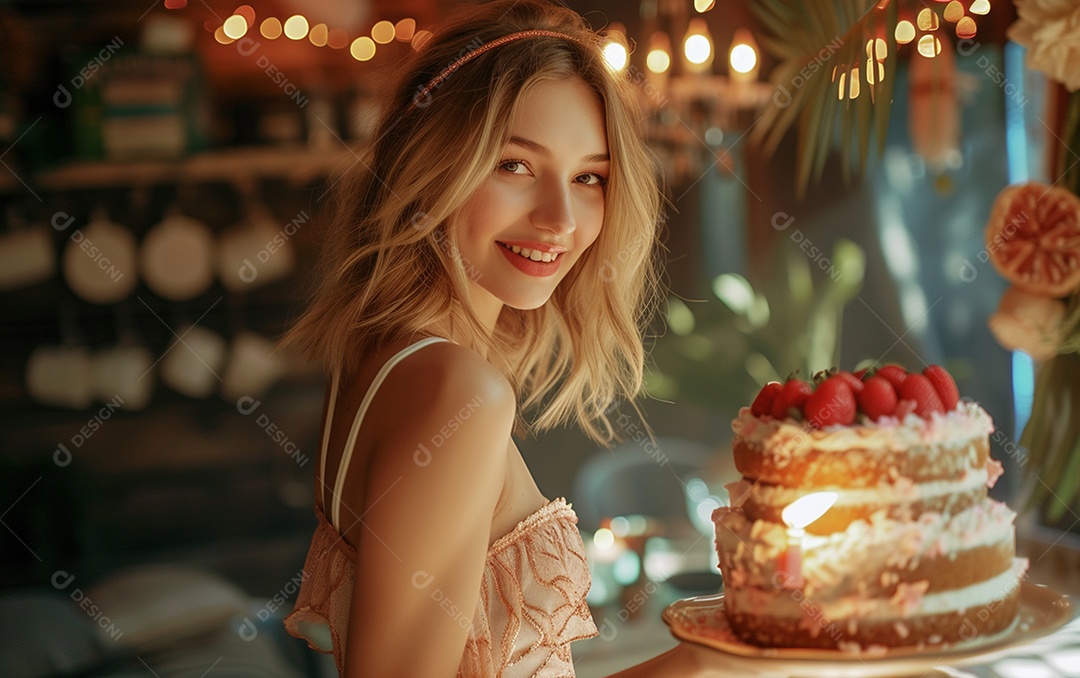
282;1;716;675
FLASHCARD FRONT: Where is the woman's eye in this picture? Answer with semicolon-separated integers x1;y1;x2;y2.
499;160;529;175
576;173;608;187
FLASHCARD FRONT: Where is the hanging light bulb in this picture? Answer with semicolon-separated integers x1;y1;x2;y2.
371;20;395;44
602;22;629;72
222;14;248;40
956;16;977;39
896;20;916;44
395;18;416;43
918;34;942;57
683;17;713;72
970;0;991;15
412;29;433;51
646;31;671;73
260;17;282;39
694;0;715;11
283;15;309;40
233;5;255;28
917;8;940;31
328;28;349;49
351;36;376;61
943;1;964;22
308;23;328;47
728;27;759;82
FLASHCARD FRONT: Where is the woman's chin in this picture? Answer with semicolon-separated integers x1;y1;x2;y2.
500;292;554;312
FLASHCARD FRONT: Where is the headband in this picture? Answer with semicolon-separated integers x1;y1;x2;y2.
411;29;589;109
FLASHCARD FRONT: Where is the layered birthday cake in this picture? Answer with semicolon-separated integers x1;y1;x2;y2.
712;364;1028;650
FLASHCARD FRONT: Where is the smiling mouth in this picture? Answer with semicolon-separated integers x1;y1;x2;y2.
497;242;562;263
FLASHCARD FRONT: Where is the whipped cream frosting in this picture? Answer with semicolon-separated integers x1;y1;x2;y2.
714;498;1017;595
731;399;994;454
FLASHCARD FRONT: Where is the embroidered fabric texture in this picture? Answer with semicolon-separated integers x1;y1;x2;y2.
282;337;597;676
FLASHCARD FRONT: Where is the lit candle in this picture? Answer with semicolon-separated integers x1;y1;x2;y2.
778;492;838;589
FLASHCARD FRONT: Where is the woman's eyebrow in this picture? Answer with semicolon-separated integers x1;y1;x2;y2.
508;135;609;163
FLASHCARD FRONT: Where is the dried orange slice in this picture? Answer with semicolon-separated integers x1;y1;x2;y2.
986;182;1080;297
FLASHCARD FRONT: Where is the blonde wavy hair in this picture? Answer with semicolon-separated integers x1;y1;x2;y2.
282;0;667;446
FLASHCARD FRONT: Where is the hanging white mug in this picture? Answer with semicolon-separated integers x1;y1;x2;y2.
62;213;138;304
221;331;286;403
26;345;94;409
93;344;155;411
217;206;296;292
160;325;226;398
0;226;55;291
140;212;216;301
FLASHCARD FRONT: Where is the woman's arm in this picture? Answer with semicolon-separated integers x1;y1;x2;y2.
340;347;516;677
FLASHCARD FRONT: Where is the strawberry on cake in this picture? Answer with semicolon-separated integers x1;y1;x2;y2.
712;364;1028;650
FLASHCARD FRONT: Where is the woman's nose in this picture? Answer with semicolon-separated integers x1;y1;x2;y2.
533;181;576;236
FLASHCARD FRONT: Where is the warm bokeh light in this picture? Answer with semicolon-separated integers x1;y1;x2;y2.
943;1;964;22
917;8;940;31
283;15;309;40
875;37;887;60
351;36;376;61
646;31;671;74
685;34;711;65
835;67;862;99
694;0;715;11
647;48;670;73
970;0;991;15
593;527;615;549
328;28;348;49
308;23;328;47
956;16;977;39
865;37;887;60
233;5;255;27
214;25;235;44
683;19;713;69
603;42;628;71
371;20;395;44
602;23;628;72
895;20;916;44
260;17;282;39
164;0;187;9
395;18;416;42
222;15;248;40
918;33;942;57
412;29;433;51
781;492;838;530
729;43;757;74
866;58;885;84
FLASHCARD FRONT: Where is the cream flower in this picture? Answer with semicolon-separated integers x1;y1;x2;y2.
1008;0;1080;91
988;286;1066;361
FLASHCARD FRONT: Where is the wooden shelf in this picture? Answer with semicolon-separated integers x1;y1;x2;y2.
33;144;363;191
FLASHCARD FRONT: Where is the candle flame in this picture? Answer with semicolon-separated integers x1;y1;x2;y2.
781;491;838;530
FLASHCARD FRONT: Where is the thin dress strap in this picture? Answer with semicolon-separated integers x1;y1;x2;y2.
328;336;450;530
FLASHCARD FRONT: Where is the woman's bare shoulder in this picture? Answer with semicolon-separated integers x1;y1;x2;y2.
366;339;516;466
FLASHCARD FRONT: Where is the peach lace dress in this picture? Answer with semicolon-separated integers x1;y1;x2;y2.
283;336;598;676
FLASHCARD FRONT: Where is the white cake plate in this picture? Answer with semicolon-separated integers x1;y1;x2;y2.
662;582;1073;677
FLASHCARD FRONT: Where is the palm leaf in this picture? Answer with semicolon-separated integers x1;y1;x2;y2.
750;0;899;196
